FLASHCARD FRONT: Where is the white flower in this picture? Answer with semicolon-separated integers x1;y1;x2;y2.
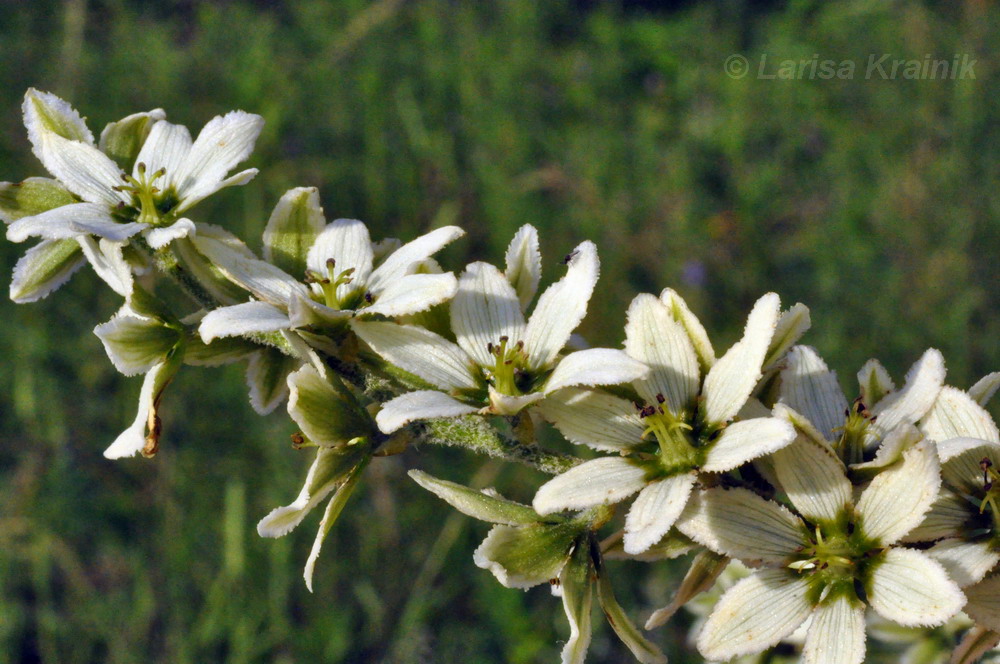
196;188;464;346
531;290;797;555
5;89;263;292
351;225;648;432
675;435;964;664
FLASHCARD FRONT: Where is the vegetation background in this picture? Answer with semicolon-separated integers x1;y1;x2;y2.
0;0;997;662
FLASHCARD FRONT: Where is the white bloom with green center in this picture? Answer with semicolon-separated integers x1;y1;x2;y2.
6;89;263;254
531;290;797;555
196;187;464;343
351;225;649;432
675;435;964;664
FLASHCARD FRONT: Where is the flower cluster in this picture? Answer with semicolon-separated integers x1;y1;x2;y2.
4;90;999;664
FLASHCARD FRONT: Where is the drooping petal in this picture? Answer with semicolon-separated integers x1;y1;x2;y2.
523;241;599;369
132;119;193;185
23;88;94;146
856;440;941;546
623;293;699;413
866;547;965;627
970;373;1000;408
77;236;134;298
246;348;299;415
922;386;1000;443
801;595;866;664
964;574;1000;632
306;218;374;297
351;321;479;391
778;345;848;441
533;457;649;515
870;349;946;440
363;272;457;318
857;358;895;409
504;224;541;311
473;522;578;589
702;293;781;426
696;569;813;662
171;110;264;208
937;437;1000;496
645;549;729;629
770;435;852;523
594;567;667;664
559;540;594;664
762;303;811;372
408;470;541;526
375;390;478;433
103;359;178;459
623;473;696;555
366;225;465;293
9;237;85;303
98;108;167;172
199;301;291;343
675;487;804;564
544;348;648;394
928;539;1000;588
535;387;646;452
94;311;180;376
659;287;716;371
700;416;796;473
190;234;306;306
303;468;364;593
450;261;526;367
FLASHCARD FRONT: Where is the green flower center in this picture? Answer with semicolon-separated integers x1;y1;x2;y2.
305;258;364;310
790;519;877;603
113;162;177;226
485;336;531;396
639;395;698;473
977;457;1000;537
834;397;875;465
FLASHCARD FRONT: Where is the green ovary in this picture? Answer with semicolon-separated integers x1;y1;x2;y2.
484;336;530;396
640;403;698;473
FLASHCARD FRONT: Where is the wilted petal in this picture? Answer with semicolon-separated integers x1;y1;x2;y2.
364;272;457;318
559;541;593;664
928;539;1000;588
536;387;645;452
172;110;264;207
623;473;696;555
200;301;290;343
367;225;465;292
624;293;699;413
375;390;478;433
351;321;479;391
870;349;946;439
801;595;865;664
594;568;667;664
696;569;812;662
770;435;851;523
701;416;796;473
779;345;848;441
504;224;541;310
408;470;540;526
523;241;599;369
303;460;367;592
103;359;176;459
451;261;526;367
856;440;941;546
866;547;965;627
533;457;648;515
702;293;780;426
922;386;1000;443
9;238;85;303
306;218;374;297
645;550;729;629
473;522;578;589
544;348;648;394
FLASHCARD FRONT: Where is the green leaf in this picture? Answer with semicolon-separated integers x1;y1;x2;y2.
595;554;667;664
99;110;165;172
9;238;85;303
473;522;578;589
408;470;542;526
0;178;76;223
262;187;325;278
286;364;373;445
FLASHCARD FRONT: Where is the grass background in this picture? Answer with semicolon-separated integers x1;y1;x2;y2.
0;0;997;662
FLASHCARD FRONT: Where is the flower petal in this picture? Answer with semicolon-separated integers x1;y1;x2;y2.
870;349;946;440
408;469;541;526
970;373;1000;408
77;236;134;298
778;345;848;442
770;434;852;523
145;218;195;249
802;595;865;664
99;108;167;172
858;358;896;409
624;293;699;414
473;522;578;589
367;225;465;292
94;311;180;376
306;218;374;297
132;119;192;185
23;88;93;146
676;487;804;564
9;238;85;303
533;457;648;515
171;110;264;206
487;387;544;416
199;301;291;343
191;233;305;306
701;416;796;473
964;574;1000;632
535;387;646;452
559;542;594;664
594;568;667;664
856;440;941;546
375;390;478;433
504;224;541;311
246;348;298;415
544;348;648;394
363;272;457;318
7;202;116;243
659;287;716;371
103;359;176;459
696;569;813;662
928;539;1000;588
261;187;326;278
645;549;729;629
523;241;599;369
623;473;696;555
902;488;970;543
762;303;811;372
922;386;1000;443
303;460;367;592
937;436;1000;496
0;177;77;223
866;547;965;627
36;132;126;206
702;293;781;426
450;261;526;367
351;321;479;391
287;364;373;446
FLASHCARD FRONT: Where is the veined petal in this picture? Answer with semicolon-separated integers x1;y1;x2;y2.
594;568;667;664
676;487;804;564
133;119;192;185
351;321;478;391
858;358;895;409
77;236;134;298
23;88;93;146
144;218;195;249
779;345;848;442
451;261;526;367
303;460;366;592
856;440;941;546
533;457;648;515
103;359;176;459
544;348;648;394
473;522;578;589
367;225;465;292
36;132;127;206
802;595;865;664
262;188;326;279
902;488;970;543
535;387;646;452
659;287;716;371
702;293;781;426
487;387;544;416
523;241;599;369
623;473;696;555
191;234;305;306
645;549;729;629
9;237;85;303
364;272;457;318
866;548;965;627
94;311;180;376
172;110;264;206
701;416;796;473
375;391;478;433
870;349;946;439
7;202;114;243
287;364;373;446
928;539;1000;588
922;386;1000;443
286;293;352;329
696;569;812;662
964;574;1000;632
307;218;374;296
99;108;167;172
246;348;298;415
504;224;541;310
937;437;1000;496
970;373;1000;408
199;301;290;343
848;422;923;478
0;177;77;223
770;435;852;523
624;293;699;413
408;470;540;526
559;542;594;664
763;303;811;372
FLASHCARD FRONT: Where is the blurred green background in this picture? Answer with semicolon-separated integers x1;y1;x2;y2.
0;0;997;662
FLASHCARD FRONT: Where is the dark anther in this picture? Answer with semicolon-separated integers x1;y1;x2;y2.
561;250;579;265
504;359;513;366
655;393;666;404
487;342;494;353
136;162;147;173
869;415;877;423
982;458;993;469
364;292;374;303
499;335;509;343
326;258;336;269
515;340;524;350
291;432;306;448
844;408;850;417
121;173;131;182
